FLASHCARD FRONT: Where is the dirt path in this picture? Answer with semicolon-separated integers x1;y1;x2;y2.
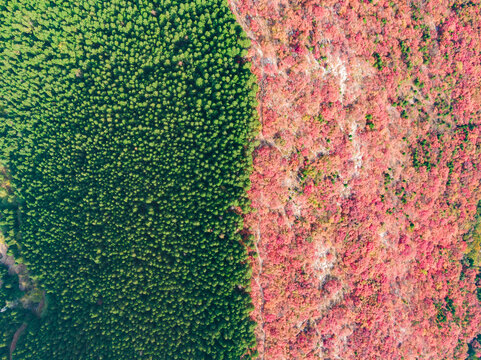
9;322;27;360
6;291;45;360
35;294;45;317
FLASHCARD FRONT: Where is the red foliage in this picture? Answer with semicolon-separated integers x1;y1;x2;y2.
230;0;481;358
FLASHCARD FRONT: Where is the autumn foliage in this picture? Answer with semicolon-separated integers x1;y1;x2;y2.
230;0;481;358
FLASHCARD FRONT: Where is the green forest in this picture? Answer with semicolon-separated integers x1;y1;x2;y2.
0;0;258;358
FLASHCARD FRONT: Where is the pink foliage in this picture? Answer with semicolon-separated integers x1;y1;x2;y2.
229;0;481;359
